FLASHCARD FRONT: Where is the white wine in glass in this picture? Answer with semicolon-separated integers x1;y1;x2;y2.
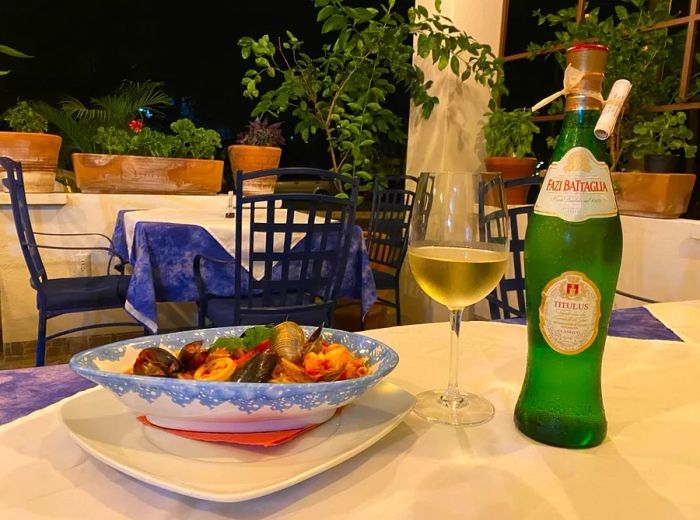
407;171;509;426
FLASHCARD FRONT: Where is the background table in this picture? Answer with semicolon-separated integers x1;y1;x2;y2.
1;301;698;518
111;209;377;332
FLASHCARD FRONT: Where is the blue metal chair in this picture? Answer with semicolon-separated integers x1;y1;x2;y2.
0;157;142;366
485;175;544;319
194;167;359;328
363;174;417;327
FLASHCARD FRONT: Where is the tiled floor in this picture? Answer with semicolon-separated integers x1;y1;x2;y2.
0;300;397;370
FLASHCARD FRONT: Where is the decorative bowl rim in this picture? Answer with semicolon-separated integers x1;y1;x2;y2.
69;325;399;392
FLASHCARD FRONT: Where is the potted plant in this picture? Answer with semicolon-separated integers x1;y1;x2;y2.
611;111;697;218
482;107;540;203
529;1;694;173
228;118;285;194
238;0;505;197
71;118;223;194
625;111;697;173
35;81;225;194
1;101;62;192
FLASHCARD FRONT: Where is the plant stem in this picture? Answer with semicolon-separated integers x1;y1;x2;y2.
325;57;367;172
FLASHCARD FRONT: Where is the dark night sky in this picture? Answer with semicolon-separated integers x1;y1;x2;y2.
1;0;412;169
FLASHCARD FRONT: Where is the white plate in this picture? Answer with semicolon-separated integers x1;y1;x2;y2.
60;381;415;502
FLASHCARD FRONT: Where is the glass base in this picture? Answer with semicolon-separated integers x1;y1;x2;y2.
413;390;494;426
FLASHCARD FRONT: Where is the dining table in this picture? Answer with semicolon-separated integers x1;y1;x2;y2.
110;208;377;333
1;300;699;519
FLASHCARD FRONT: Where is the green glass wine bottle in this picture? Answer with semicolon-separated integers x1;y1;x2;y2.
514;44;623;448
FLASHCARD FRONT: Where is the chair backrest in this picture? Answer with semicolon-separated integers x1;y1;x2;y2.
487;175;544;320
0;157;48;291
233;167;359;326
365;175;418;272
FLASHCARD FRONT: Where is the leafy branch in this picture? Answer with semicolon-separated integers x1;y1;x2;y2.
528;0;681;170
238;0;505;194
483;108;540;159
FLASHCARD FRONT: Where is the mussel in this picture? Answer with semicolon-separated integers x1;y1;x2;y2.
133;347;183;377
177;340;204;367
301;324;325;357
231;348;280;383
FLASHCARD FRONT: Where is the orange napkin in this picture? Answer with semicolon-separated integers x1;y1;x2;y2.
136;409;340;447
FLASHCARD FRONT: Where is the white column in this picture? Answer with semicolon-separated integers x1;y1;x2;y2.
401;0;505;324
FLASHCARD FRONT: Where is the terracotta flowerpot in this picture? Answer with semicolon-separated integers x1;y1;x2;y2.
72;153;224;194
485;156;538;204
612;171;696;218
0;132;61;192
227;144;282;195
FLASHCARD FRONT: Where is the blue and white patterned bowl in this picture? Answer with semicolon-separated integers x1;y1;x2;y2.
69;326;399;433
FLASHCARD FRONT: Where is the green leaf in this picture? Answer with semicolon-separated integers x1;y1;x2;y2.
450;56;459;75
317;5;336;22
0;45;32;59
241;325;274;348
209;326;273;352
322;14;346;33
209;337;244;351
416;34;430;57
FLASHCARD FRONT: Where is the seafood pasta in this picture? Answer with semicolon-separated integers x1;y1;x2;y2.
127;321;369;383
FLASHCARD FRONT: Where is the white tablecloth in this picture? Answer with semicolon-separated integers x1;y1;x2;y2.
1;302;700;519
646;299;700;342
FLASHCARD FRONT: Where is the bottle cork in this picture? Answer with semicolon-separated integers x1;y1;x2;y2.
594;79;632;140
565;44;607;111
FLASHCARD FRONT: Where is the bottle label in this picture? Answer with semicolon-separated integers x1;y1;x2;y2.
534;147;617;222
540;271;601;355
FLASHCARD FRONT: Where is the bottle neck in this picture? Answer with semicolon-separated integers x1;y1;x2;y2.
551;107;606;163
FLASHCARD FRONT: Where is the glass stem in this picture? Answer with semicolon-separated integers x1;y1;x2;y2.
442;308;464;405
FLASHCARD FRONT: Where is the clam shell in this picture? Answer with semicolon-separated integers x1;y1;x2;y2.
270;321;306;363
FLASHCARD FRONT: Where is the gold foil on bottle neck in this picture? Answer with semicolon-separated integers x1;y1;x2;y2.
565;46;607;111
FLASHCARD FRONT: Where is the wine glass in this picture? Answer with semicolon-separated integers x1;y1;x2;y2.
407;171;509;426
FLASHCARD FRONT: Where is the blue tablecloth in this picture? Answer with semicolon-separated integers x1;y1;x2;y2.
112;210;377;332
498;307;682;342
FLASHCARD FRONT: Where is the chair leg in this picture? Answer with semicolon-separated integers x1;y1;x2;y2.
197;299;207;329
35;310;47;367
394;279;402;326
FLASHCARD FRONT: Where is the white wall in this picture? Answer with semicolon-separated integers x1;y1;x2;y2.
0;193;231;343
615;216;700;305
401;0;506;324
470;214;700;319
